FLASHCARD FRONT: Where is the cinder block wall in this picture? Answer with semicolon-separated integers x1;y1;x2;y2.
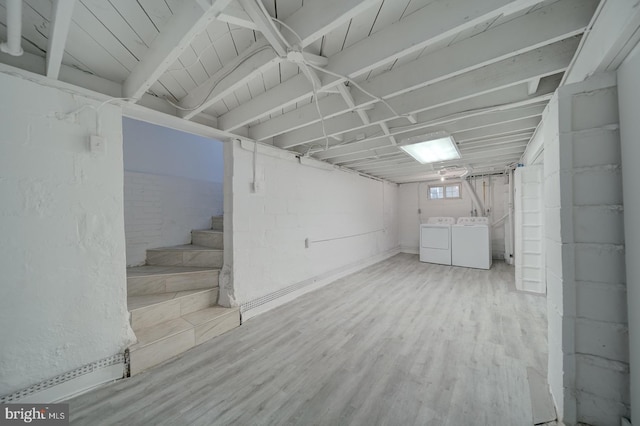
546;74;629;425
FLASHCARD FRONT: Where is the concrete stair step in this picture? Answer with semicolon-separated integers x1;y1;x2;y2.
127;265;219;296
129;306;240;375
211;215;223;231
129;288;218;331
191;229;223;249
146;244;223;268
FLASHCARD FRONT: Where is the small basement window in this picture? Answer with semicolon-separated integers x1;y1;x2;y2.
429;183;461;200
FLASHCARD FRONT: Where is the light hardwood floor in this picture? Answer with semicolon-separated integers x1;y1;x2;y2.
68;254;548;425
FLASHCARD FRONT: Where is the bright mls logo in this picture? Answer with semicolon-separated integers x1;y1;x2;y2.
1;404;68;425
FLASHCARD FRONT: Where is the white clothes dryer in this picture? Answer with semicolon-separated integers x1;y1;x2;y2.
420;217;455;265
451;217;492;270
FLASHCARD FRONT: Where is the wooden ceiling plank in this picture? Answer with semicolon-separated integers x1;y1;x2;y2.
285;0;381;46
46;0;77;79
221;0;542;132
247;0;591;141
178;39;281;119
123;0;234;101
274;38;574;149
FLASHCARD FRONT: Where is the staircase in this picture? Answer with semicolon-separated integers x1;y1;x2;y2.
126;216;238;375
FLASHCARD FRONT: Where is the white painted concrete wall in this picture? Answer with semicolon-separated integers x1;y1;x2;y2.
122;118;224;266
0;73;134;396
546;75;629;426
618;41;640;426
221;141;399;312
124;172;223;265
398;176;508;257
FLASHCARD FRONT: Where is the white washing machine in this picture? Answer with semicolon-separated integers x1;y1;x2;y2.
420;217;455;265
451;217;492;270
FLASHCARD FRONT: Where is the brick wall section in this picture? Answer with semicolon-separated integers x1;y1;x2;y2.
124;171;223;266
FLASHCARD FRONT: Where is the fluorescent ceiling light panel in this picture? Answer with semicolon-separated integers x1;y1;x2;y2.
399;134;460;164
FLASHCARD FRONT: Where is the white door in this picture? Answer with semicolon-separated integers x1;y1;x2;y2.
514;165;544;293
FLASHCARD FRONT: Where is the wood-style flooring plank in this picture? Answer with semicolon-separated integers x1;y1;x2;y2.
67;254;548;425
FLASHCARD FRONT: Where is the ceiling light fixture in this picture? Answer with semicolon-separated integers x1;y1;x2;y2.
399;132;461;164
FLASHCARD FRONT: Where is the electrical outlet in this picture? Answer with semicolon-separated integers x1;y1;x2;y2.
90;135;105;153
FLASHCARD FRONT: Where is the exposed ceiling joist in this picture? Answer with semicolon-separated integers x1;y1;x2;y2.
311;82;557;160
178;39;281;119
220;0;545;132
283;0;381;46
564;0;640;83
372;150;525;177
307;105;544;160
453;118;541;142
528;77;541;95
274;38;577;149
45;0;76;79
123;0;234;101
217;4;258;30
237;0;288;57
247;0;592;142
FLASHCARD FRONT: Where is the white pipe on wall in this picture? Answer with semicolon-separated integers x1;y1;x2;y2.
506;169;515;265
462;179;484;216
0;0;24;56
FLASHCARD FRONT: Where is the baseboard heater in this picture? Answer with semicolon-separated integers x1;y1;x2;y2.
0;352;127;404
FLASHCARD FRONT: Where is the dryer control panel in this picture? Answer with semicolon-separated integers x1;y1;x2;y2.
456;217;489;225
426;217;455;225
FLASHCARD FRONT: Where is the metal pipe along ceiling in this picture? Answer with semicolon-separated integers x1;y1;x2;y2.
0;0;23;56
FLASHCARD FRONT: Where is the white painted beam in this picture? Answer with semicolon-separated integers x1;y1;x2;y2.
283;0;380;46
351;0;594;100
453;118;541;142
178;40;281;119
237;0;288;56
336;83;370;124
313;105;544;161
221;0;548;132
46;0;76;79
528;77;541;95
275;38;576;149
312;83;557;160
217;4;258;30
123;0;234;101
379;122;397;145
247;0;592;141
459;136;532;150
331;146;407;165
219;74;314;130
329;117;539;165
565;0;640;83
342;137;529;173
374;150;525;177
326;0;540;80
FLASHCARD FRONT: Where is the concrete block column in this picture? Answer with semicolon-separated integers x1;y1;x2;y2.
546;73;629;426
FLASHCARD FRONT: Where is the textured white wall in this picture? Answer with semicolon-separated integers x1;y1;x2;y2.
223;141;399;309
124;172;223;265
123;117;224;183
122;118;224;265
0;73;134;396
547;75;629;426
398;177;508;257
618;41;640;426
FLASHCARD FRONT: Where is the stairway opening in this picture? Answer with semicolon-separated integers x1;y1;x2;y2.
122;118;238;375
